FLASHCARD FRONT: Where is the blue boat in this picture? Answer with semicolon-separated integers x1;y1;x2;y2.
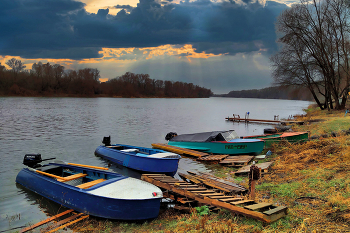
16;154;163;220
95;136;181;176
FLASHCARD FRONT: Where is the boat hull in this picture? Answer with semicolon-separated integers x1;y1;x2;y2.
95;145;180;176
168;140;264;155
16;168;161;220
243;132;309;148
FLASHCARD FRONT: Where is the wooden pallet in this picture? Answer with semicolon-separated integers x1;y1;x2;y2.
179;171;247;194
219;155;254;167
142;174;287;223
234;162;273;176
197;154;229;164
20;209;88;233
151;143;209;158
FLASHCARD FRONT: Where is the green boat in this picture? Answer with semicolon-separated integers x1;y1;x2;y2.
242;132;309;148
166;130;264;155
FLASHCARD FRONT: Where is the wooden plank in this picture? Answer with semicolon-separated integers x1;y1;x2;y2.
151;143;209;158
263;206;288;216
67;163;109;170
47;215;89;233
191;190;215;193
57;173;87;182
182;187;207;191
141;175;272;223
20;209;74;233
43;213;84;231
76;179;106;189
186;171;247;193
200;193;224;196
209;196;232;199
197;154;229;161
174;184;199;187
245;203;273;211
231;200;256;206
219;198;243;202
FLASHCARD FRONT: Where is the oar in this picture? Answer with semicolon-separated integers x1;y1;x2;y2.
67;163;109;170
29;168;71;181
53;160;109;170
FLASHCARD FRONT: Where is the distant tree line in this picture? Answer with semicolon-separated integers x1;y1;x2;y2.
0;58;212;98
215;86;314;100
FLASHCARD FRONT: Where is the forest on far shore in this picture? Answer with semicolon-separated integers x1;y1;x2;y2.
0;58;213;98
215;86;314;101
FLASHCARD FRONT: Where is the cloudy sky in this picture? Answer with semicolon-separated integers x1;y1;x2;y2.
0;0;292;93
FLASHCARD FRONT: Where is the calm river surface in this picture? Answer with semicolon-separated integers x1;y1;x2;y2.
0;97;311;231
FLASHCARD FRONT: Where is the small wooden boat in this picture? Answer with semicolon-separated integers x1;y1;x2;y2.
165;130;264;155
242;131;309;148
16;154;163;220
95;137;181;176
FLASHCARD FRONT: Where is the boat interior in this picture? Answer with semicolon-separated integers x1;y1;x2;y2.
34;164;119;189
105;145;180;159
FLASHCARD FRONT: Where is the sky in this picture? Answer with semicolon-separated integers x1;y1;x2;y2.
0;0;292;94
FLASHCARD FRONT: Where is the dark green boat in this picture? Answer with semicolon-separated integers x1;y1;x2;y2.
242;132;309;148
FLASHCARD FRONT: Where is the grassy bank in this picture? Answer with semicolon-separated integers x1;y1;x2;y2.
71;106;350;232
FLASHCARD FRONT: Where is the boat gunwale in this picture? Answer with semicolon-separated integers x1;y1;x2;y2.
99;145;181;160
19;167;162;201
243;132;309;140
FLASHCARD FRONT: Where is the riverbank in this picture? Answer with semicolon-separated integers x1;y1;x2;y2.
66;106;350;232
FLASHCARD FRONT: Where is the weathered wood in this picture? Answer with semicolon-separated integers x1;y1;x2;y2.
20;209;74;233
231;200;256;206
208;196;231;199
200;193;224;196
245;203;273;211
235;162;273;175
43;213;84;231
57;173;87;182
181;172;246;193
197;154;229;162
76;179;106;189
219;198;243;202
219;156;254;166
46;215;89;233
141;175;272;223
151;143;209;158
263;206;288;215
181;187;207;191
191;190;215;193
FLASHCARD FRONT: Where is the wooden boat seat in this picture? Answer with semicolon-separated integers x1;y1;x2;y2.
57;173;87;182
76;179;106;189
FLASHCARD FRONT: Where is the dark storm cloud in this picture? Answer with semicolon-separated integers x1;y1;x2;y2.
0;0;288;59
112;4;135;12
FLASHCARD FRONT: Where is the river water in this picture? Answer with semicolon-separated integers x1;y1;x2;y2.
0;97;311;231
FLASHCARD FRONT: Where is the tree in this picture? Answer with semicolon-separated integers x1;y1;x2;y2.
271;0;350;110
6;58;26;81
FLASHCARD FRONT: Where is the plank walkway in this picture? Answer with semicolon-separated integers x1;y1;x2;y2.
179;171;247;194
151;143;209;158
20;209;88;233
225;117;304;125
219;155;254;167
197;154;229;163
142;174;287;223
